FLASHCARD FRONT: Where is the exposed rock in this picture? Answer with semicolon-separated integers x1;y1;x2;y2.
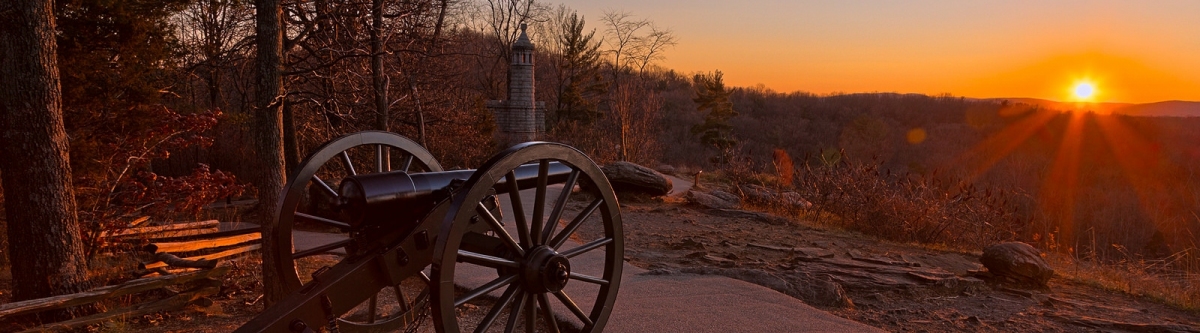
789;272;854;308
601;161;673;196
740;184;776;203
737;185;812;210
710;190;740;203
685;190;739;209
980;242;1054;286
655;164;676;174
709;209;789;225
779;192;813;209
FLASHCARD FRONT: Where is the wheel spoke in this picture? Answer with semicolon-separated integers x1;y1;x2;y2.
394;285;409;312
552;290;593;327
550;198;602;250
542;170;579;243
505;171;530;248
476;203;525;257
367;295;378;323
376;144;389;173
401;155;414;172
504;290;527;333
474;283;521;333
569;272;609;285
524;292;536;333
295;212;351;230
339;151;357;176
560;238;613;258
310;175;338;198
292;238;353;259
457;249;520;269
531;160;549;245
455;274;517;307
537;292;561;333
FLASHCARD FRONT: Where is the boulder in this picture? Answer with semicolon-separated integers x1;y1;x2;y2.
601;161;673;196
685;190;739;209
710;190;740;203
980;242;1054;286
655;164;677;174
739;184;776;203
779;192;813;210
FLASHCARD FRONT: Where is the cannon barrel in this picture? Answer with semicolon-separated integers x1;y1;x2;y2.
339;161;573;227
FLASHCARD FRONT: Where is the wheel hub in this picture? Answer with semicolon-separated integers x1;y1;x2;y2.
522;246;571;293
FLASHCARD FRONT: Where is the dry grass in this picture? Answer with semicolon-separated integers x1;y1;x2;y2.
791;157;1027;248
1047;250;1200;312
722;156;1200;312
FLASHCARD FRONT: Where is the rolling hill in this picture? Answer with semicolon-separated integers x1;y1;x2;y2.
988;98;1200;117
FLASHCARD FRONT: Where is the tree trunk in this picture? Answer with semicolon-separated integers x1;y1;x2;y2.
207;68;222;111
283;102;298;177
408;74;427;147
371;0;388;132
253;0;290;306
432;0;449;45
0;0;92;307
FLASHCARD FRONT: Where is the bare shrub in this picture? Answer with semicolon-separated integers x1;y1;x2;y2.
772;148;794;187
796;154;1028;248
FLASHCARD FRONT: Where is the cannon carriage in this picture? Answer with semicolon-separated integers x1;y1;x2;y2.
237;131;623;333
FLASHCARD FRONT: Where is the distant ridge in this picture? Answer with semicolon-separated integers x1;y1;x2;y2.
987;98;1200;117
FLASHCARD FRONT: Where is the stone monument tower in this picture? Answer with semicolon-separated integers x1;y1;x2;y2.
488;23;545;146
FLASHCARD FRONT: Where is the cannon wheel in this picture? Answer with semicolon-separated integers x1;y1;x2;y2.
274;131;442;332
431;142;623;333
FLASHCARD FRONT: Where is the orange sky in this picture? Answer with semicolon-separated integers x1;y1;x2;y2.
555;0;1200;103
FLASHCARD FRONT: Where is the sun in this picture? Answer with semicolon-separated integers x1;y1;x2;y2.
1072;82;1096;101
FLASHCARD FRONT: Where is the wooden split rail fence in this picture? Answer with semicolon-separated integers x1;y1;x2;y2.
1;219;262;332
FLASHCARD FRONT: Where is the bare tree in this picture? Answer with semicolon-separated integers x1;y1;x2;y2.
631;25;676;74
600;11;647;88
176;0;255;110
371;0;390;131
253;0;290;306
480;0;544;60
462;0;547;98
600;11;676;160
0;0;92;307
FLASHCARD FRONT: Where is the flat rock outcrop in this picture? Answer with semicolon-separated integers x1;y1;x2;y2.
686;190;739;209
738;184;813;210
601;161;673;196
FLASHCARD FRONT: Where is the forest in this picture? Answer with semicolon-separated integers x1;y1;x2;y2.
2;0;1199;306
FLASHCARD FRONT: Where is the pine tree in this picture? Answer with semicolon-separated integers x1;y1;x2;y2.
555;13;607;125
691;70;738;150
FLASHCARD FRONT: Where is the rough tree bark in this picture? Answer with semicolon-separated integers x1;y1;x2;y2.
371;0;389;132
0;0;92;304
253;0;290;305
283;102;299;176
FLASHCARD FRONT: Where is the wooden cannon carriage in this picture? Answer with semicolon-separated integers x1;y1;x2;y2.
237;131;623;333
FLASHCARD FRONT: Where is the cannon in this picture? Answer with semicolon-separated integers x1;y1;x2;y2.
237;131;623;333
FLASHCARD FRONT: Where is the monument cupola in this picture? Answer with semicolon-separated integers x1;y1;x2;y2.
487;22;545;146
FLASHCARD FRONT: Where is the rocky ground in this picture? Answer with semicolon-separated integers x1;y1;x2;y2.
605;197;1200;332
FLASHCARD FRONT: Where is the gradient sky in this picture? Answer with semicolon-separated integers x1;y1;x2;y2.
555;0;1200;103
